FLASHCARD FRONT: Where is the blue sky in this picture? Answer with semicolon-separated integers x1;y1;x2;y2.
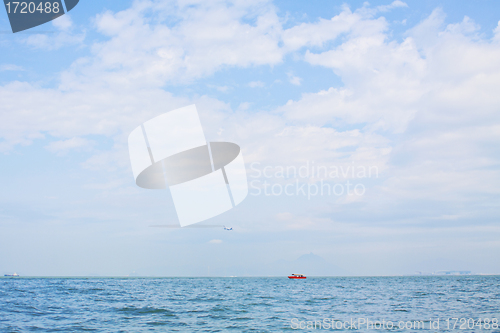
1;0;500;276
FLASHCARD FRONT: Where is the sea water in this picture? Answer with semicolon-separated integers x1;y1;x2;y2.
1;276;499;332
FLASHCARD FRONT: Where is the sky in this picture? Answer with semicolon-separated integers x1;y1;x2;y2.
0;0;499;276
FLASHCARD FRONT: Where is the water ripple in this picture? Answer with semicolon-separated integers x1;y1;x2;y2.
1;276;499;332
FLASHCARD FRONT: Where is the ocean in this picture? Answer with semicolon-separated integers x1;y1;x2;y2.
1;276;499;332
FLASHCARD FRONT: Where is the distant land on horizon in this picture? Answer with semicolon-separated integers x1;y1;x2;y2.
3;253;483;277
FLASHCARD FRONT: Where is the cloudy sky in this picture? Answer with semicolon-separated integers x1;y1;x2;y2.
1;0;499;276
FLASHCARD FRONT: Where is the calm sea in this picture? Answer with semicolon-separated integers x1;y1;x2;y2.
1;276;499;332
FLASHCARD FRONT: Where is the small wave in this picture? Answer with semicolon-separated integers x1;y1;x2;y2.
210;306;232;312
146;321;169;326
117;306;175;316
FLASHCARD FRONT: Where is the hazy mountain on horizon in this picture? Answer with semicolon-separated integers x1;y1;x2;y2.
268;252;347;276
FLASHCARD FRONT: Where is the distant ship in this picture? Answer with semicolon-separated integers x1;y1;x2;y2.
4;273;19;277
288;274;306;279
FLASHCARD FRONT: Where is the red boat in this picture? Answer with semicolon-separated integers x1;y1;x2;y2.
288;274;306;279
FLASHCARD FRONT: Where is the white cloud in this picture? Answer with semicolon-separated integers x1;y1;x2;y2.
52;14;73;30
45;137;95;155
208;84;231;93
1;1;499;230
287;72;302;86
0;64;24;71
85;0;284;86
494;21;500;43
83;180;125;190
20;13;82;50
209;239;222;244
0;81;191;152
281;7;360;51
23;30;85;50
275;8;500;221
248;81;265;88
377;1;408;12
237;102;251;111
